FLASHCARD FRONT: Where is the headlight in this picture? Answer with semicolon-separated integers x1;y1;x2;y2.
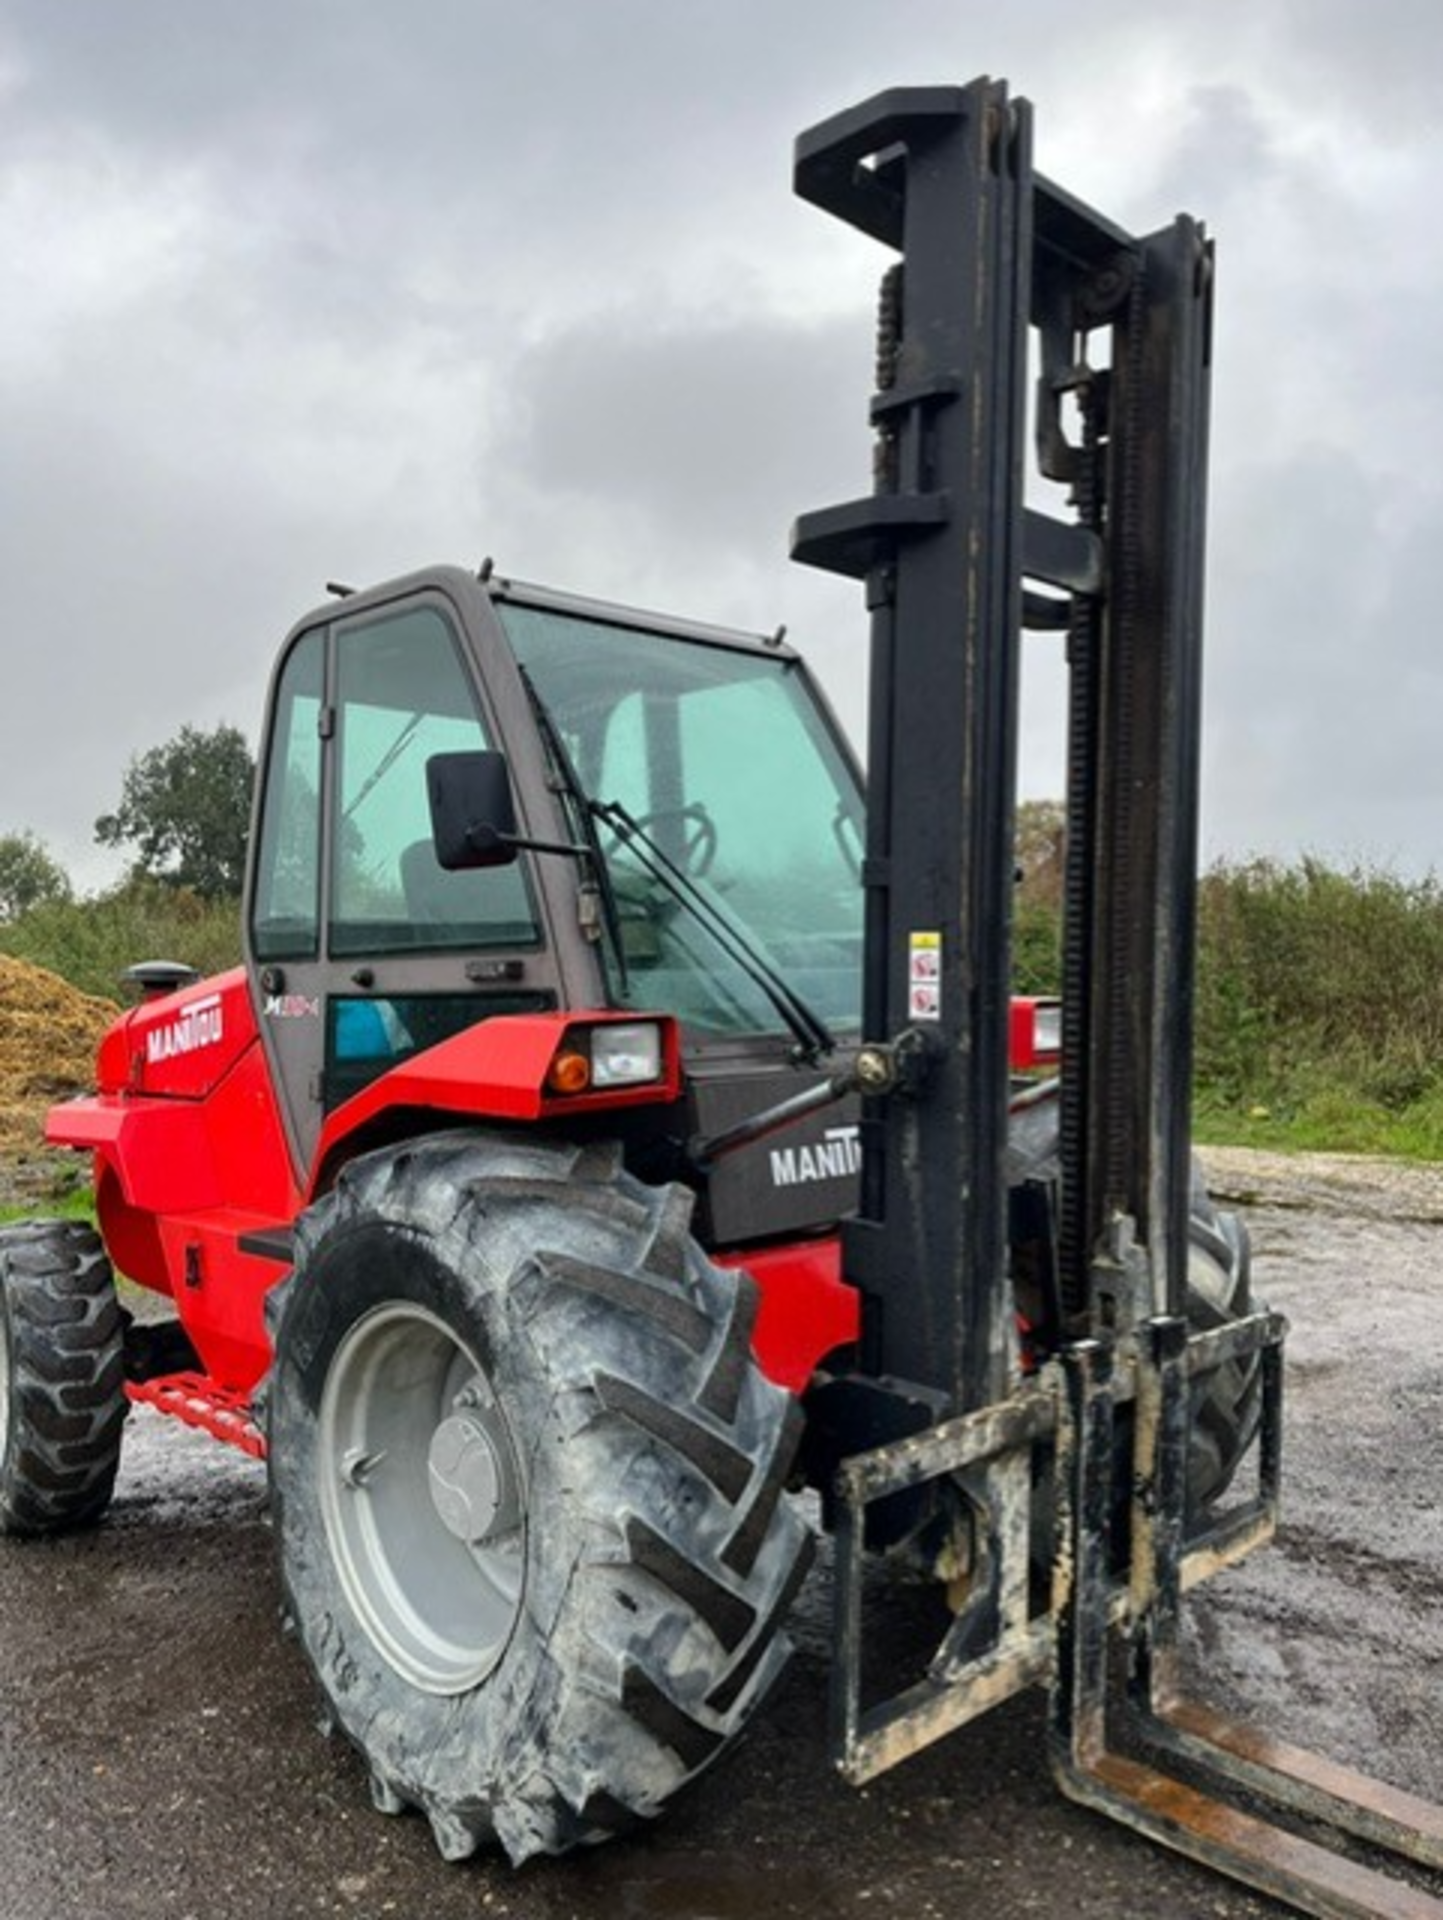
1033;999;1061;1057
590;1021;663;1087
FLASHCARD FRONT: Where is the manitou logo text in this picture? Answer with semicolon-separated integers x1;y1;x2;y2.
769;1123;862;1188
146;993;224;1065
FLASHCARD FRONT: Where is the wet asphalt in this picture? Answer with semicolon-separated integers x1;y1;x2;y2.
0;1189;1439;1920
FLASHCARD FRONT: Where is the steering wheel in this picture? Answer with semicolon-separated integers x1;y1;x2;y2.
630;804;719;878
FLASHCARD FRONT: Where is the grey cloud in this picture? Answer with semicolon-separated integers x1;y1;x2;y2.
492;309;873;561
1202;442;1443;863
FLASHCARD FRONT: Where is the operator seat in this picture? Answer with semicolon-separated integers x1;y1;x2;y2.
398;835;534;949
400;837;476;932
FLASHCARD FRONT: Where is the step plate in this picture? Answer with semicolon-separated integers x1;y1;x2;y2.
126;1371;265;1459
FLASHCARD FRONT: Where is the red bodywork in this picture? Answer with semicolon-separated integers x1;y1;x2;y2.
46;972;861;1435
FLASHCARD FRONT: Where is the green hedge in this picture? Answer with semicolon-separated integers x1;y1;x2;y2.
1192;858;1443;1156
0;878;242;1003
1012;847;1443;1157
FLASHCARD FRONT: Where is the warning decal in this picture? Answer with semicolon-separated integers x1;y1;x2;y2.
908;930;942;1022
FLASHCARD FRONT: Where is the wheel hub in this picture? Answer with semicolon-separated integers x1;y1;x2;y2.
428;1408;514;1544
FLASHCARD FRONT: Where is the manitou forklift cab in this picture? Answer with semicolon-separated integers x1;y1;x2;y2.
245;572;867;1244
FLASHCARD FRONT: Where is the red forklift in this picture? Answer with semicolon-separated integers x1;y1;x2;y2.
3;76;1439;1913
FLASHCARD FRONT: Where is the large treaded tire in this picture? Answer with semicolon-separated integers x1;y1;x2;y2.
265;1132;813;1866
1180;1162;1260;1510
0;1220;128;1535
1008;1095;1260;1513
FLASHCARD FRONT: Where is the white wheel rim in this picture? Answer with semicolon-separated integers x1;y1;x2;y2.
317;1302;525;1695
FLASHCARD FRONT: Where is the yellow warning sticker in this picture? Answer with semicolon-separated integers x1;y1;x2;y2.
908;930;942;1022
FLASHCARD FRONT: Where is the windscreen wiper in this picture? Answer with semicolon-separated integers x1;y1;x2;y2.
592;798;836;1063
515;670;630;997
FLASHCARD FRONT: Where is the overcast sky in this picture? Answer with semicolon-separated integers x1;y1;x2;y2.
3;1;1441;892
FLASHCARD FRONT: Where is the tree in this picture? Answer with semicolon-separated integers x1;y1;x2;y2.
95;723;255;902
1014;797;1066;908
0;830;73;923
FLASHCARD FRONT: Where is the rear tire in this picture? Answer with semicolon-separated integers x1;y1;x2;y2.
265;1131;812;1865
0;1220;128;1535
1180;1161;1260;1511
1008;1094;1260;1514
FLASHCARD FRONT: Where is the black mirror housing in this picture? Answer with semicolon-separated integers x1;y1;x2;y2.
426;749;520;869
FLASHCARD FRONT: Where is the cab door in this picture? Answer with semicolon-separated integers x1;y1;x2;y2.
245;590;555;1180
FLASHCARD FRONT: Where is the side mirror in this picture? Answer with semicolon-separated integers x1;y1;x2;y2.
426;750;520;869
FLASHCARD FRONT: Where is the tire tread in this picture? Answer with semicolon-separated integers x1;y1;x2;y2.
0;1220;128;1535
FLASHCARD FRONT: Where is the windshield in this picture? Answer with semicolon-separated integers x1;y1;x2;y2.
499;602;863;1039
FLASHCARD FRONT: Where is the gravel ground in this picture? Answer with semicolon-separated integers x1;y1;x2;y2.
0;1148;1439;1919
1201;1143;1443;1222
1188;1149;1443;1797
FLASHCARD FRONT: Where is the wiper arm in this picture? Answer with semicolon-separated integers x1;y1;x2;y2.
514;670;629;997
592;798;836;1063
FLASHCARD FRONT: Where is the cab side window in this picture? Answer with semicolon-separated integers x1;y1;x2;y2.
329;606;538;956
251;629;325;961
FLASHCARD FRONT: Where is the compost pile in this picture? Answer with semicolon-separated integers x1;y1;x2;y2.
0;955;117;1200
